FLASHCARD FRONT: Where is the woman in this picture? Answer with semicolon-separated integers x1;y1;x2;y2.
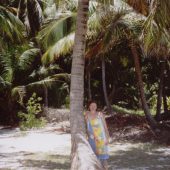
85;101;110;170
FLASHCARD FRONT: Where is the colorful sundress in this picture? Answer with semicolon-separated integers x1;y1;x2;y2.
86;112;109;160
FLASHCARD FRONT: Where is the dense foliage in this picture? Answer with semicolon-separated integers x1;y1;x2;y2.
0;0;170;125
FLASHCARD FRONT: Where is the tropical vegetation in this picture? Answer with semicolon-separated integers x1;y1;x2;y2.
0;0;170;169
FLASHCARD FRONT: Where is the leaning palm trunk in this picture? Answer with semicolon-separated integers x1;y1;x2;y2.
130;40;157;129
102;57;113;114
70;0;103;169
156;60;166;120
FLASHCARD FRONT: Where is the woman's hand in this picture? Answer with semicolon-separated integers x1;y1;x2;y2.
104;139;109;145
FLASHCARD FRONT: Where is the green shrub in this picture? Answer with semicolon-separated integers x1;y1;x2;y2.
18;93;47;130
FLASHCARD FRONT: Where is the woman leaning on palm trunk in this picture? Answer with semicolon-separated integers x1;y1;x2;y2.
84;100;110;170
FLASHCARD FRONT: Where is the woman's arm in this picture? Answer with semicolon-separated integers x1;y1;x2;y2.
84;111;88;122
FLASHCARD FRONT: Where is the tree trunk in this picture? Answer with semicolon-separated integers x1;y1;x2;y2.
102;57;113;115
70;0;103;169
156;60;166;120
130;40;157;129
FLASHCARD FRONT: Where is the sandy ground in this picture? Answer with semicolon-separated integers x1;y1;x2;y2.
0;123;170;170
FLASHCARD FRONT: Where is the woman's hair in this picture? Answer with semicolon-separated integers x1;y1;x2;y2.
87;100;97;109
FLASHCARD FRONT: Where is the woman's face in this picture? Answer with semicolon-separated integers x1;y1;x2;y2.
89;102;97;112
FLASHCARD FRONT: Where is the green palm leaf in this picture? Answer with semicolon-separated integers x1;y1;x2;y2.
124;0;149;16
41;32;74;65
37;14;76;49
11;73;70;104
27;73;70;88
19;48;41;70
141;0;170;54
0;54;14;83
0;76;12;92
0;5;24;43
29;64;61;78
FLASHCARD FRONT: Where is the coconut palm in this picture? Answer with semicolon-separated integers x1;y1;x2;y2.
70;0;96;168
70;0;116;169
85;1;161;129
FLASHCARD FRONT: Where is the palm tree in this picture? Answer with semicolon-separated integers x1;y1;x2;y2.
69;0;113;169
70;0;102;169
130;40;158;128
85;2;161;129
38;1;170;130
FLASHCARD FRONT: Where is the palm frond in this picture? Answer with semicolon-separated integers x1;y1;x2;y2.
26;73;70;88
0;5;24;43
11;73;70;103
63;0;78;12
102;10;129;43
142;21;160;54
29;64;61;78
87;0;133;40
18;48;41;70
93;0;114;6
87;9;127;57
142;0;170;55
41;33;74;65
43;0;58;19
87;5;146;58
88;1;98;15
18;0;44;36
87;12;102;40
37;14;76;49
0;54;14;83
0;76;12;91
124;0;150;16
150;0;170;30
